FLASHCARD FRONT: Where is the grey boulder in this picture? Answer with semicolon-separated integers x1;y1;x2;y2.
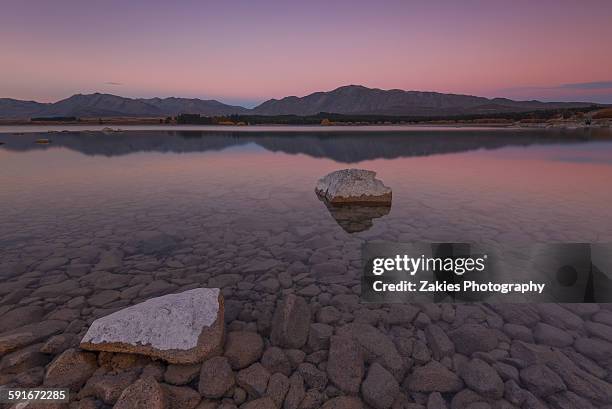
80;288;224;364
315;169;392;205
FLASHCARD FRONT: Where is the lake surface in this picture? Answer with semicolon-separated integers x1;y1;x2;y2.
1;127;612;321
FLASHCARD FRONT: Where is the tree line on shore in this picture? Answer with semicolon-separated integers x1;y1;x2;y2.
24;105;607;126
176;106;602;126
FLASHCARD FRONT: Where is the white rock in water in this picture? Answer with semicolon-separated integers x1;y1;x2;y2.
315;169;392;205
80;288;224;364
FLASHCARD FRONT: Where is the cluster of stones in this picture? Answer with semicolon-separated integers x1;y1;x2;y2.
1;225;612;409
2;274;612;409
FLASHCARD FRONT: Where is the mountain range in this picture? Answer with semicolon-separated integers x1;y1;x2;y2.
0;93;248;119
0;85;600;119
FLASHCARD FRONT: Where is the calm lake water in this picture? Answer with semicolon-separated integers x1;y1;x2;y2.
1;127;612;318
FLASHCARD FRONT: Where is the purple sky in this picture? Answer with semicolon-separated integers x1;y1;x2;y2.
2;0;612;106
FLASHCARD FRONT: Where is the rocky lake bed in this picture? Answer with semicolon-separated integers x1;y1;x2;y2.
2;222;612;409
1;129;612;408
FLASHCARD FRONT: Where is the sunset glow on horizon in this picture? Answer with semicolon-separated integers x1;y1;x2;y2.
2;0;612;105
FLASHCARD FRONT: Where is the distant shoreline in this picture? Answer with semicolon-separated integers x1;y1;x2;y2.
1;108;610;131
1;122;610;135
2;100;612;133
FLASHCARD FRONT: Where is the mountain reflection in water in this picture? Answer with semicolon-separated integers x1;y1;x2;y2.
1;128;610;163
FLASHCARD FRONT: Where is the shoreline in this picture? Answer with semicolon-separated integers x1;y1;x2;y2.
0;122;609;135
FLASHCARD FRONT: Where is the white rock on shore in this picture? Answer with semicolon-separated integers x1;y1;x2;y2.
315;169;392;205
80;288;224;364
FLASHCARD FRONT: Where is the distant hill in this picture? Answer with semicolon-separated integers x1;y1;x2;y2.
0;93;247;119
251;85;597;116
0;86;601;119
139;97;248;116
0;98;47;119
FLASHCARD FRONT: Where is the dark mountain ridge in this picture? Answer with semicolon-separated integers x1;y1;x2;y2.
0;85;602;119
0;93;248;119
251;85;598;116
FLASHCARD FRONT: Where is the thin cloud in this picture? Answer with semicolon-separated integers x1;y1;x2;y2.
560;81;612;90
498;81;612;93
104;81;123;86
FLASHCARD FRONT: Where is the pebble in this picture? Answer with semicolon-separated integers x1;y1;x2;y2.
519;364;566;397
114;376;166;409
308;323;333;351
236;362;270;398
450;324;498;356
284;372;306;409
585;321;612;343
425;324;455;360
164;363;201;385
266;372;290;407
270;294;311;349
327;335;364;394
43;348;98;392
198;356;235;399
260;346;292;376
224;331;264;369
162;384;201;409
0;305;45;333
321;396;365;409
361;363;399;409
458;358;504;399
298;362;328;389
536;304;583;331
406;360;463;393
532;323;573;347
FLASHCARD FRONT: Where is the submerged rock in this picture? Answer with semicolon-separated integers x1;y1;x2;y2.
129;230;178;255
321;397;364;409
315;169;392;205
335;323;404;380
266;372;290;406
114;376;167;409
224;331;264;369
270;294;311;349
237;363;270;398
361;363;399;409
406;360;463;393
80;288;224;364
199;356;235;398
0;320;68;355
43;348;98;392
458;358;504;399
327;335;364;394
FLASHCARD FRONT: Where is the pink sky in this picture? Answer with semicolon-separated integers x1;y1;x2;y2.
1;0;612;105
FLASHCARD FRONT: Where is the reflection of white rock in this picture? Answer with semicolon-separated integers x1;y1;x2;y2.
319;201;390;233
80;288;224;364
315;169;391;205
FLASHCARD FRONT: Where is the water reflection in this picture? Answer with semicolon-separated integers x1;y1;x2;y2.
318;198;391;233
2;128;611;162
